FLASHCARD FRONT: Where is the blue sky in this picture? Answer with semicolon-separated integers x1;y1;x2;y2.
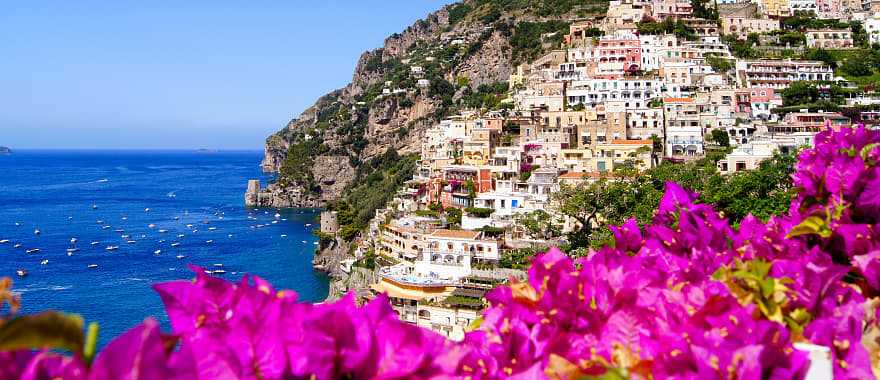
0;1;452;149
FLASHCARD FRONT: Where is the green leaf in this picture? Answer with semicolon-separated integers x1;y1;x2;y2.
786;216;831;238
467;316;484;331
83;322;99;365
860;143;878;161
0;311;85;353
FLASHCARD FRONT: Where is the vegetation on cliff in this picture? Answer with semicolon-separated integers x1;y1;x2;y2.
328;149;418;241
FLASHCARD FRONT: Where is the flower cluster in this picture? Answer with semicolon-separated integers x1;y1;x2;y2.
0;125;878;379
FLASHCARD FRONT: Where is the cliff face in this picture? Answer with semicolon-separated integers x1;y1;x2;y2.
259;1;570;207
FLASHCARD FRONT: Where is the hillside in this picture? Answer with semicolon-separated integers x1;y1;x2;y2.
256;0;609;211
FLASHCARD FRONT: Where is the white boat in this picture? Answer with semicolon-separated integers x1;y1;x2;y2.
126;240;136;244
173;216;179;220
121;216;128;221
158;229;168;233
301;240;307;244
271;220;278;224
176;255;185;259
170;242;181;247
153;249;162;255
34;229;40;235
102;226;111;230
106;246;118;251
274;213;281;218
208;227;216;231
26;248;40;254
40;260;48;265
158;239;166;243
70;238;77;243
186;224;194;228
88;264;98;269
144;208;151;212
305;223;312;227
92;204;98;209
280;234;287;238
66;248;79;253
205;240;214;244
14;222;21;226
13;243;22;248
213;263;224;267
114;229;124;233
212;269;227;275
16;269;27;277
0;239;9;244
96;220;104;224
121;234;130;239
91;241;100;245
313;242;319;245
227;234;233;238
148;224;156;228
177;234;185;238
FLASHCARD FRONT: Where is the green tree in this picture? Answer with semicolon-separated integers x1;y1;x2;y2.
841;59;872;77
515;210;562;240
709;129;730;147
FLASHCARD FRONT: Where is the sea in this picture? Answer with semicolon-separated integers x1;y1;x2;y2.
0;150;329;346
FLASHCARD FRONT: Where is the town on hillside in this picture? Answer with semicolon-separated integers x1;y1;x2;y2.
310;1;880;341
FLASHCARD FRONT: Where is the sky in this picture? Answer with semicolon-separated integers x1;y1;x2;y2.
0;1;452;149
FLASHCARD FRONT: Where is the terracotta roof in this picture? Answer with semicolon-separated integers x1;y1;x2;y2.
430;229;480;240
663;97;694;103
610;139;652;145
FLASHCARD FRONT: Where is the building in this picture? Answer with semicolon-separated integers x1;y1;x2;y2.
717;140;779;174
735;87;782;120
735;59;833;89
664;97;704;157
721;17;781;35
414;229;500;281
805;29;854;48
774;110;850;133
866;13;880;45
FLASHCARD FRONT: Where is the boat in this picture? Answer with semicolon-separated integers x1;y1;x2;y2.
88;264;98;269
301;240;307;244
121;234;130;239
158;239;166;243
271;220;279;224
153;249;162;255
40;260;48;265
170;242;181;247
106;246;118;251
0;239;9;244
144;208;151;212
14;222;21;226
305;223;312;227
213;263;224;267
67;239;79;253
126;240;136;244
90;241;100;246
173;216;180;220
0;146;11;155
114;229;125;233
33;229;40;235
96;220;104;224
205;239;213;243
212;269;227;275
102;225;111;230
92;204;98;209
148;224;156;228
177;234;185;238
208;227;217;231
274;213;281;218
26;248;40;254
280;234;287;238
16;269;27;277
158;229;168;233
121;216;128;221
66;248;79;254
176;255;185;259
13;243;22;248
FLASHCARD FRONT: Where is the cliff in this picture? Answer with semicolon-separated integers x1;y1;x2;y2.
259;1;606;202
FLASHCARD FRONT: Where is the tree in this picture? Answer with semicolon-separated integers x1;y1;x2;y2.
782;81;820;105
710;129;730;147
841;59;872;77
804;48;837;68
515;210;562;240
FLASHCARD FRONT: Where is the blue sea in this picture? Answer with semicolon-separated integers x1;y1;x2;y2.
0;150;329;346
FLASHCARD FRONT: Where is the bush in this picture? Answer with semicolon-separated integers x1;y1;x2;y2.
464;207;494;218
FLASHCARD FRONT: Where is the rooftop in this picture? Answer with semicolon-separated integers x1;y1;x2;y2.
430;229;481;240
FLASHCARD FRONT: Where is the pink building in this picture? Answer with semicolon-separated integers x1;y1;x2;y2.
597;33;642;73
735;88;781;119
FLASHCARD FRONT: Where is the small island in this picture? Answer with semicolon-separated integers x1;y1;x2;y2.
0;146;11;155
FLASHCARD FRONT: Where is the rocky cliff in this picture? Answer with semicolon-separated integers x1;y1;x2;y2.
259;1;606;208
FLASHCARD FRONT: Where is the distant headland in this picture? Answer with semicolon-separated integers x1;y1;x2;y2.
0;146;11;154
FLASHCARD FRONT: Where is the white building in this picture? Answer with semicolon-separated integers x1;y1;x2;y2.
414;230;500;281
717;140;779;174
